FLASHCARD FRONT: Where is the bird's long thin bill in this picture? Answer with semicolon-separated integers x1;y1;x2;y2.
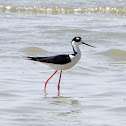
82;42;96;48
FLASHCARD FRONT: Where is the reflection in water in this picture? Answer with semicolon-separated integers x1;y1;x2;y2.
44;96;81;117
58;110;80;116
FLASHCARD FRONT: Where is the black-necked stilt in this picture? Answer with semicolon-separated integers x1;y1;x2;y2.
28;37;95;96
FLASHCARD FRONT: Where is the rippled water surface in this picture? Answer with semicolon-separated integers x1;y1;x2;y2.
0;0;126;126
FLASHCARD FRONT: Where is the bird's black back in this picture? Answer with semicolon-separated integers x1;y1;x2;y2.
28;54;71;64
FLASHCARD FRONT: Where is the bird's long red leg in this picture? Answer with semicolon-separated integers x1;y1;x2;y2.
58;70;62;96
44;70;58;96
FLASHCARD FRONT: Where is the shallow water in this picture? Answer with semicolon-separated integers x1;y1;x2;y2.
0;0;126;126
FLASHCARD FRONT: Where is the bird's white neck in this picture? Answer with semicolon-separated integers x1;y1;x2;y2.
72;42;81;55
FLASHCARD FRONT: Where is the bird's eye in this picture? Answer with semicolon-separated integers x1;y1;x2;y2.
72;37;81;42
75;37;81;42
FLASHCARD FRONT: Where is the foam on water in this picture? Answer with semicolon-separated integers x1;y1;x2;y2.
0;4;126;15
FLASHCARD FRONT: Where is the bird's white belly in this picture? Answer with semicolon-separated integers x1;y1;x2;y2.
48;62;75;70
47;54;81;70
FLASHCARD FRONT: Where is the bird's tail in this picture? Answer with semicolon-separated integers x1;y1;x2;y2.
27;57;37;61
27;57;46;62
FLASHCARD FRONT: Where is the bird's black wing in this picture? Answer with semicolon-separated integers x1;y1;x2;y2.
27;54;71;64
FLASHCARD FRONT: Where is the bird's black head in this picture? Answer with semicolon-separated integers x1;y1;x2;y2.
72;37;82;42
72;36;96;48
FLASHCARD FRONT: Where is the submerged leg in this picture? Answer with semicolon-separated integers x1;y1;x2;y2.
58;70;62;96
44;70;58;96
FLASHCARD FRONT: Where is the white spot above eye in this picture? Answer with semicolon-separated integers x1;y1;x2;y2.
76;37;79;40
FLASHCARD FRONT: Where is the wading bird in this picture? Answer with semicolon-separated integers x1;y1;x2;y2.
28;37;95;96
